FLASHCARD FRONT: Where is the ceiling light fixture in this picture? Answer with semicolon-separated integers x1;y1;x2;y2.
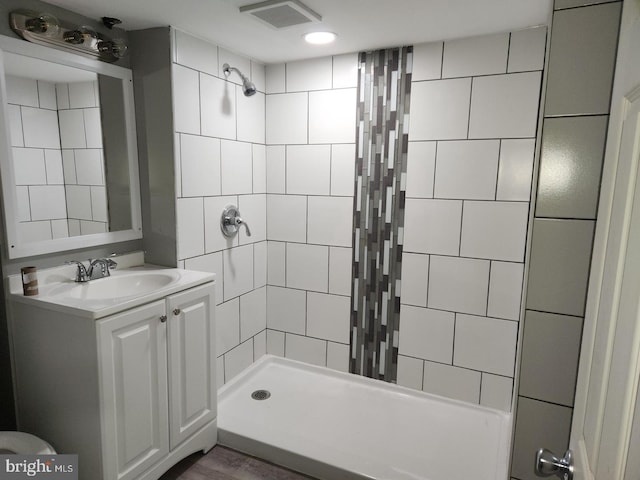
304;31;336;45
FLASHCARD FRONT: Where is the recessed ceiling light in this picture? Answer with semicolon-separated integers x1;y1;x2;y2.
304;31;336;45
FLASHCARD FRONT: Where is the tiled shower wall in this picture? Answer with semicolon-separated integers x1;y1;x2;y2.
263;54;359;371
262;27;546;412
397;28;545;411
6;77;107;241
168;29;268;388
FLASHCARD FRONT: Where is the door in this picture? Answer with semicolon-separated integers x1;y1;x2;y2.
97;300;169;480
569;1;640;479
166;282;217;449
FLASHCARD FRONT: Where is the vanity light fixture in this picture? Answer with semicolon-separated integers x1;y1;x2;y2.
304;31;337;45
10;10;127;62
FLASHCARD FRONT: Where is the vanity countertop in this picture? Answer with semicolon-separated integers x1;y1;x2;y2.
8;254;215;319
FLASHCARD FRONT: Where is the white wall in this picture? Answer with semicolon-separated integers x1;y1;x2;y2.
170;29;267;388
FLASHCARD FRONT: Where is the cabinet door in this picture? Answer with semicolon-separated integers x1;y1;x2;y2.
166;282;216;449
97;300;169;480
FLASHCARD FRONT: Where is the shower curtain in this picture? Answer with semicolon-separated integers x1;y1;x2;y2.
350;46;413;382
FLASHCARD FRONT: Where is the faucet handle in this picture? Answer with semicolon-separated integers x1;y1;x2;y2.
65;260;89;282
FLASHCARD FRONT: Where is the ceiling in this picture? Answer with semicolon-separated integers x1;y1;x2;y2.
43;0;553;64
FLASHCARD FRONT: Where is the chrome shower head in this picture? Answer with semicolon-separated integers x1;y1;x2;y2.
223;63;257;97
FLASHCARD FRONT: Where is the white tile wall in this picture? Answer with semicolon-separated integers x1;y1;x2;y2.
83;108;103;148
406;142;436;198
404;199;462;255
8;105;23;147
237;91;266;144
330;144;356;196
460;201;529;261
201;73;237;140
266;329;285;356
254;330;267;360
266;195;307;242
409;78;471;141
480;373;513;411
252;145;267;193
265;64;286;94
434;140;500;200
285;333;326;366
286;243;328;292
308;89;357;144
177;197;204;259
397;355;424;390
332;54;359;88
223;244;254;301
428;256;490;315
68;82;98;108
487;261;524;321
468;72;542;139
218;48;251;87
326;342;350;372
454;314;518;377
38;81;57;110
13;148;46;185
496;139;536;201
307;196;352;247
74;150;104;185
307;292;350;343
254;241;268;288
266;146;285;193
65;185;92;220
266;93;308;145
6;76;38;106
173;65;201;135
174;29;218;76
267;241;286;286
221;140;253;195
508;27;547;73
44;150;64;185
240;286;267;342
266;286;306;334
423;361;481;404
180;134;221;197
224;340;254;381
286;57;332;92
328;247;352;296
400;253;429;307
251;62;266;94
29;186;66;220
286;145;331;195
22;107;60;149
412;42;444;81
442;33;509;78
398;306;454;363
216;298;240;354
238;195;267;244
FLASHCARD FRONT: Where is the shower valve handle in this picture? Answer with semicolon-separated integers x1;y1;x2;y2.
221;205;251;238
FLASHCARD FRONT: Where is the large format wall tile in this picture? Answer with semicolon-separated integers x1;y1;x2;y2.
536;115;608;219
519;310;583;406
442;33;509;78
526;219;595;317
428;256;490;315
544;2;621;116
511;397;572;480
398;306;455;363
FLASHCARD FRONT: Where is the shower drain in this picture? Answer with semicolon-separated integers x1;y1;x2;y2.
251;389;271;400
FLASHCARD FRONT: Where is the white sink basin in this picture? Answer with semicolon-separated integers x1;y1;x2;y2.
48;272;178;301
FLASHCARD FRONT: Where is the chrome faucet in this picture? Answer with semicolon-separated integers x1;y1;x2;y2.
87;258;117;280
65;258;117;282
65;260;90;283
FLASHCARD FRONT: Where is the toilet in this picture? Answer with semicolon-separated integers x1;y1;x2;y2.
0;431;56;454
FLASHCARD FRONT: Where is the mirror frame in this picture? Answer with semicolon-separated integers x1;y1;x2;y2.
0;35;142;259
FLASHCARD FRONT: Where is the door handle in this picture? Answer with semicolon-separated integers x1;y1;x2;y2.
536;448;573;480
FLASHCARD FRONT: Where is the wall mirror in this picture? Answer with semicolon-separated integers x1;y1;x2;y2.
0;35;142;259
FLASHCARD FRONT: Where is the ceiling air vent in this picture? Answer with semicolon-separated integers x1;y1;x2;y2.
240;0;322;29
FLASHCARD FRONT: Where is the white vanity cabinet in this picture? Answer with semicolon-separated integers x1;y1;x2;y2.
10;277;217;480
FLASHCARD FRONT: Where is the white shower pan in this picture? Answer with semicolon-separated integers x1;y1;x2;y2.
218;355;511;480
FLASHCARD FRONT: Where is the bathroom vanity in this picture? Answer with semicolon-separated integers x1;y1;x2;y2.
8;260;217;480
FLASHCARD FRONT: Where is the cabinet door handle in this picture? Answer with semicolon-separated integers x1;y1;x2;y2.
173;308;181;315
159;315;167;323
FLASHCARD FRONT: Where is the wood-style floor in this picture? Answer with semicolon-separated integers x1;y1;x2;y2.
159;445;317;480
